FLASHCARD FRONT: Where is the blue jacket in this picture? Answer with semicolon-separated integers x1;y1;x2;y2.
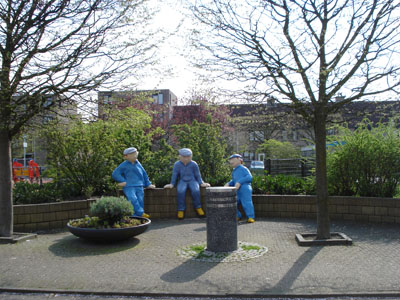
170;161;203;186
228;165;252;187
112;160;151;188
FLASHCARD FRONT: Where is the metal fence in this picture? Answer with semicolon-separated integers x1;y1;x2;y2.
264;158;314;177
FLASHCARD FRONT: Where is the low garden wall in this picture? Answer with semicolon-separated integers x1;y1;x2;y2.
13;199;97;232
13;188;400;232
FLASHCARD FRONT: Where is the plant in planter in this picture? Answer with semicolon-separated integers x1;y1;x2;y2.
67;196;151;242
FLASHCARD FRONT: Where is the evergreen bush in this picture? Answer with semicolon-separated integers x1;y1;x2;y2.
327;120;400;197
89;196;133;225
13;181;63;204
252;174;315;195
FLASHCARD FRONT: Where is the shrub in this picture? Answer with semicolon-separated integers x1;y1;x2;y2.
172;119;231;186
13;181;63;204
89;196;133;225
327;120;400;197
252;174;315;195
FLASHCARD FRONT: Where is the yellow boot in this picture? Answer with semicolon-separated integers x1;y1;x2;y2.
247;218;255;223
196;207;205;217
177;211;184;219
142;213;150;218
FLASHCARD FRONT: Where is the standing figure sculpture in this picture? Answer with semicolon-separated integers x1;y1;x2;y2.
164;148;210;219
225;154;255;223
28;158;40;184
112;147;155;218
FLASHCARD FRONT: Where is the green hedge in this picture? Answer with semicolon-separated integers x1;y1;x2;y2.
252;174;315;195
13;181;83;205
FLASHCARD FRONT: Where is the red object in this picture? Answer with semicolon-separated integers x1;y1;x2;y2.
12;160;23;183
28;159;40;179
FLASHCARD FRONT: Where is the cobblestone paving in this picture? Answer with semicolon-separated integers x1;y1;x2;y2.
1;218;400;297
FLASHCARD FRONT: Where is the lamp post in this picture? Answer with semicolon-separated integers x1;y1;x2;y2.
23;135;27;167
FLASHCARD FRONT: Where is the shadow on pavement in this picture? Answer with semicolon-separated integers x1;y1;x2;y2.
160;259;219;283
262;247;323;294
48;235;140;257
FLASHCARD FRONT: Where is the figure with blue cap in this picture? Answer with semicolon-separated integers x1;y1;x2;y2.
225;154;255;223
112;147;155;218
164;148;210;219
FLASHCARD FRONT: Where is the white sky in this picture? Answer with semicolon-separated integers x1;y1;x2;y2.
136;1;198;101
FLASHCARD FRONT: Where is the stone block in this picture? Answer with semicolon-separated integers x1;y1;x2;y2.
362;206;374;215
50;221;64;229
15;214;31;224
62;202;76;211
69;210;83;219
36;222;50;231
330;213;343;220
300;204;312;213
355;215;369;222
36;204;50;213
55;211;69;221
292;212;306;218
369;215;382;223
30;213;44;223
280;212;293;218
74;200;89;209
13;206;24;214
382;216;395;223
49;203;63;212
329;205;337;213
42;212;56;222
343;214;356;221
24;205;38;214
349;206;362;214
374;207;388;216
150;212;161;219
23;223;37;232
287;204;299;212
13;225;25;232
336;205;349;214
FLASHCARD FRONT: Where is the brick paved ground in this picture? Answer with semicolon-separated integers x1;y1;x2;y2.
1;218;400;298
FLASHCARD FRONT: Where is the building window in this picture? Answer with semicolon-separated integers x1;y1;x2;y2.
104;95;112;104
282;130;287;141
43;96;53;108
249;130;264;141
152;93;164;105
43;115;54;123
293;131;298;141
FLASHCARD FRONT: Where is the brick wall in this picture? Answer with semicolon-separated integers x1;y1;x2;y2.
253;195;400;224
13;199;96;232
13;190;400;232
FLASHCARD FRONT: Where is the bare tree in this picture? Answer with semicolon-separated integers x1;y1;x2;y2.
0;0;158;237
188;0;400;239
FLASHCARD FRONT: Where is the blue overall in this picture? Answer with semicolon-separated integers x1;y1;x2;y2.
112;160;152;217
228;164;255;219
170;160;203;211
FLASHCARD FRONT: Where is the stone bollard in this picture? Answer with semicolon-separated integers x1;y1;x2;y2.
206;187;237;252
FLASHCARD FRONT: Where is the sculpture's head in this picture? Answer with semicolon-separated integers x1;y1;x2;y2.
178;148;192;165
228;154;242;168
123;147;138;163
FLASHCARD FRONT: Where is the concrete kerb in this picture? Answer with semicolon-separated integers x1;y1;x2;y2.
2;287;400;299
1;218;400;298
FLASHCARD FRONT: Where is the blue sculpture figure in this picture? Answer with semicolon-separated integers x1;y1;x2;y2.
225;154;255;223
112;147;155;218
164;148;210;219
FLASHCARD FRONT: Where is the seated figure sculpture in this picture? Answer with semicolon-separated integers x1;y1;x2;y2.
164;148;210;219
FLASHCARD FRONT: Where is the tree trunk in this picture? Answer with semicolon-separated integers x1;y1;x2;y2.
0;130;13;237
314;109;330;239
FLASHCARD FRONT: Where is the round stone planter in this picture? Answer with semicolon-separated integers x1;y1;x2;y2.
67;217;151;242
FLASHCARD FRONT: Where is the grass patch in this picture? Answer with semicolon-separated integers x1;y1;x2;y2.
241;244;261;251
